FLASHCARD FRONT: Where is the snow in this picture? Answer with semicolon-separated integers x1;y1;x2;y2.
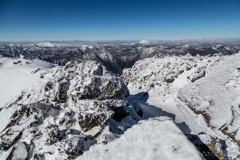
11;143;28;159
0;104;21;132
0;59;143;159
122;54;224;134
1;50;240;159
37;42;55;47
139;40;150;46
176;53;240;159
77;117;203;160
0;56;54;108
121;52;240;158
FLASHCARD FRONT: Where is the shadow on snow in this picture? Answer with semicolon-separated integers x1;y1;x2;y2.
129;92;191;134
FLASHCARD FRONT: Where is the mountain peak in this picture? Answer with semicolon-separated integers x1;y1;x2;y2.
139;40;150;46
37;42;55;47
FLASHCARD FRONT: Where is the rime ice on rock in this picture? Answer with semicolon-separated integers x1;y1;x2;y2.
0;60;142;159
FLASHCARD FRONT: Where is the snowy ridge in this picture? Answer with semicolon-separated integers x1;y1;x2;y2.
122;53;223;124
122;53;240;159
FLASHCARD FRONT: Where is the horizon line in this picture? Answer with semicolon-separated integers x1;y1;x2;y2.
1;37;240;42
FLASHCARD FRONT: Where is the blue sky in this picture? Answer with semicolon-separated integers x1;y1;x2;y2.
0;0;240;41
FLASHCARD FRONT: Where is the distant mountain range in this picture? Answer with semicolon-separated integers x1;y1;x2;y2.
0;40;240;75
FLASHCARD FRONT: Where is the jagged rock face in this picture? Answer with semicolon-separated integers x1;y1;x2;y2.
198;134;226;160
0;60;142;159
76;100;114;132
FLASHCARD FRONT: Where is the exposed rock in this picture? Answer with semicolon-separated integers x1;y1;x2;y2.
0;104;43;151
164;76;175;83
188;134;224;160
32;154;45;160
0;60;142;159
52;136;96;159
198;134;226;160
76;100;114;132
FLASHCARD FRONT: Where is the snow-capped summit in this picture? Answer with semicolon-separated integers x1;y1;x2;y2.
36;42;56;47
139;40;150;46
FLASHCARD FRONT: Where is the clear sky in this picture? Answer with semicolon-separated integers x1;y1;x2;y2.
0;0;240;41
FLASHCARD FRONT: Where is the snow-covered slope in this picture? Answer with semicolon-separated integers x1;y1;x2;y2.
122;53;240;159
177;53;240;160
121;53;223;132
0;55;54;108
0;60;142;160
78;117;204;160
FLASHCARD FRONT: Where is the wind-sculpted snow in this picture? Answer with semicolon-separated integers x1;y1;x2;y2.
177;53;240;159
77;117;204;160
0;60;142;159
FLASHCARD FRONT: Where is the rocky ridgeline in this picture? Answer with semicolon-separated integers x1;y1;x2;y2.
0;60;142;160
122;53;240;160
121;53;223;101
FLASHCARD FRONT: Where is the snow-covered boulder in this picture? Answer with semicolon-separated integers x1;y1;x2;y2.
0;60;142;159
6;142;30;160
